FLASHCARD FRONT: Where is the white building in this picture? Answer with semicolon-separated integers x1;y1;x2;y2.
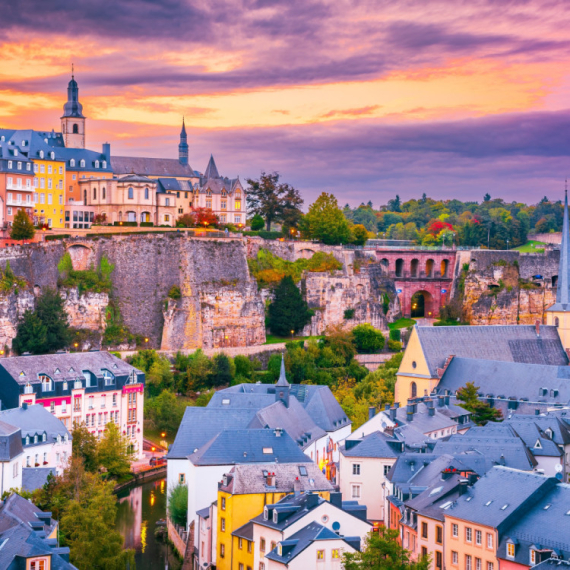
0;419;24;495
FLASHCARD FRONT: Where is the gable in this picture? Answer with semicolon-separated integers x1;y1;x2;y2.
398;327;432;378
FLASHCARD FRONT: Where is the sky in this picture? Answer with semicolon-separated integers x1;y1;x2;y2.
2;0;570;207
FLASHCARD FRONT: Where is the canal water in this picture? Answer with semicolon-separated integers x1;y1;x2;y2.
116;478;182;570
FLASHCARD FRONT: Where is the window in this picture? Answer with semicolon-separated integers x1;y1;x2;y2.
103;187;106;199
452;523;458;537
13;462;18;478
476;558;482;570
235;215;241;224
487;534;493;549
436;551;443;569
221;518;225;531
165;198;170;206
317;550;325;560
165;214;170;222
101;394;106;408
247;541;252;553
70;159;75;167
436;525;443;545
26;456;30;467
507;543;515;558
80;159;85;167
30;560;47;570
488;563;494;570
179;473;185;484
421;522;428;539
235;200;241;210
466;527;472;542
88;396;94;409
7;161;12;169
384;464;391;476
239;564;244;570
145;187;149;200
332;549;340;559
530;550;536;565
220;544;225;558
452;553;459;566
422;547;428;557
466;555;472;570
259;564;265;570
352;463;361;475
476;530;482;545
260;538;266;553
50;401;55;414
48;165;52;174
40;375;53;392
351;484;361;499
221;497;226;510
238;537;243;549
128;187;134;199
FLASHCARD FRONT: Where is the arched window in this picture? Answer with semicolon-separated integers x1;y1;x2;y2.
411;382;417;399
95;160;99;169
80;159;85;167
83;190;87;204
555;317;560;327
128;187;134;200
93;188;97;200
102;187;106;200
70;159;75;167
72;124;79;134
50;152;54;160
144;187;149;200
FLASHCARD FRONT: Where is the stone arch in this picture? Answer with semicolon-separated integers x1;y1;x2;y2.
380;258;389;275
440;258;450;278
410;258;419;277
65;244;94;271
552;275;558;288
298;248;316;259
411;290;434;318
426;259;434;277
395;258;404;277
411;382;417;399
141;211;151;223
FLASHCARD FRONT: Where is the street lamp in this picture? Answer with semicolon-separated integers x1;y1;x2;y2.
144;337;149;344
291;329;295;340
506;239;509;250
161;432;166;439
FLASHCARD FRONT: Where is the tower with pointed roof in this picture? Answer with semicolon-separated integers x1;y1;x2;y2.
275;355;290;408
204;154;220;179
178;118;189;165
546;189;570;352
60;67;85;149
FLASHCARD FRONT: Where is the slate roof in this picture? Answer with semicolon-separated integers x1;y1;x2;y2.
414;325;567;377
507;414;570;446
498;484;570;563
0;405;70;445
208;391;276;409
0;351;141;385
188;429;311;466
445;466;557;531
167;407;258;459
157;178;182;192
51;146;112;172
433;427;538;471
392;402;457;433
340;430;402;459
404;473;465;522
265;522;358;563
232;520;254;541
0;421;23;461
532;561;570;570
196;507;210;520
436;357;570;406
276;356;290;387
220;462;332;495
111;156;196;178
22;467;56;492
204;155;220;180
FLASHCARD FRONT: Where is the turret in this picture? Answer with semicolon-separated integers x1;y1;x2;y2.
61;67;86;149
178;117;188;165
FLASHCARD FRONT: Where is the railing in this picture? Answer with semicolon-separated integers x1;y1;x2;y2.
7;199;33;207
6;183;33;191
345;244;474;251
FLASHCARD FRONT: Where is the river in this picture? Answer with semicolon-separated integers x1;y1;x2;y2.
116;478;182;570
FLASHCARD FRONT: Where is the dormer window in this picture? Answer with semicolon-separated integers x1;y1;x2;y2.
102;369;115;386
42;433;46;442
34;435;38;444
70;159;75;167
14;150;19;157
263;507;269;520
507;542;515;558
273;510;278;523
80;159;85;168
95;160;99;168
54;368;60;374
278;543;283;556
39;151;44;159
39;374;53;393
102;161;107;168
545;428;553;439
50;152;55;160
25;436;30;445
534;439;542;449
7;161;12;169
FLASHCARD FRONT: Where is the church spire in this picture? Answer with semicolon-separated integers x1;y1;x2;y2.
552;187;570;310
178;117;189;166
275;355;290;408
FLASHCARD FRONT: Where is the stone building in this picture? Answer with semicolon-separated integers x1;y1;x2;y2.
79;173;178;226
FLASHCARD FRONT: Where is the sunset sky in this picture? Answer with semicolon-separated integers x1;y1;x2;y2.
2;0;570;206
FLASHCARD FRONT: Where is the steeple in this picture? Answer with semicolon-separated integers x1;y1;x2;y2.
275;355;290;408
178;117;189;166
204;154;220;179
62;66;84;119
61;68;86;149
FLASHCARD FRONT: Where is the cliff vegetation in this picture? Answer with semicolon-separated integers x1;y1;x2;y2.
58;253;114;295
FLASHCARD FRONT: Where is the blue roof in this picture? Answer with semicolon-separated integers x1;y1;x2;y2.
22;467;56;492
341;430;402;459
0;404;70;444
188;429;311;466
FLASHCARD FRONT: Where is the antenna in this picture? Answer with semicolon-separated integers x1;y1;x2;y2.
71;63;74;78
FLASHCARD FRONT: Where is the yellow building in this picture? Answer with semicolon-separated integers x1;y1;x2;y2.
32;150;66;228
216;463;332;570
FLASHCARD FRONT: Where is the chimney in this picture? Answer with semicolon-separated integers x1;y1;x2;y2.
22;402;28;410
428;407;435;417
385;403;390;411
368;407;376;421
438;395;445;407
394;402;400;409
389;407;397;422
458;479;469;495
535;320;540;336
407;410;414;422
329;491;342;509
444;396;450;406
266;472;276;487
102;142;110;159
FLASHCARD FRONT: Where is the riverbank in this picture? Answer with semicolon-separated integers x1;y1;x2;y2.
114;466;166;494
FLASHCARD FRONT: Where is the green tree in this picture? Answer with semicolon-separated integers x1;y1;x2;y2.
10;208;35;240
61;477;135;570
145;390;186;435
351;224;369;246
246;172;303;231
37;288;71;352
71;423;98;473
234;354;254;380
299;192;352;245
456;381;503;425
12;310;48;355
250;213;265;231
210;353;233;387
186;349;212;391
343;528;430;570
168;484;188;527
146;357;174;397
97;422;135;480
267;275;313;336
352;323;385;353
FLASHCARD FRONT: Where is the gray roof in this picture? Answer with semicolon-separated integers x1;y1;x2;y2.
22;467;56;492
405;473;465;521
436;357;570;406
341;430;402;459
498;484;570;563
445;466;557;531
196;506;210;520
51;146;112;172
391;402;457;433
549;190;570;311
220;462;332;495
0;351;140;385
0;493;56;534
433;427;538;471
111;156;196;178
414;325;568;377
265;522;358;563
188;429;311;466
276;356;290;387
0;405;70;443
203;155;220;179
157;178;182;192
167;407;258;459
232;521;254;541
118;173;154;184
0;420;23;461
532;561;570;570
507;414;570;446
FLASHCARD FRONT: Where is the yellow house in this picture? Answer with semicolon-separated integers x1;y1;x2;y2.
216;462;332;570
32;150;66;229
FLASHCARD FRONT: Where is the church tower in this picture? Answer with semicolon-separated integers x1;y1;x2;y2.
61;68;86;149
546;188;570;352
178;118;189;165
275;355;290;408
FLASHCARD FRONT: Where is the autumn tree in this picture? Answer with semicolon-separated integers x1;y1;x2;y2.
193;207;220;227
10;209;35;240
246;171;303;231
299;192;351;245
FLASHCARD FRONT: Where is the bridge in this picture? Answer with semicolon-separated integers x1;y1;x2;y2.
373;250;457;318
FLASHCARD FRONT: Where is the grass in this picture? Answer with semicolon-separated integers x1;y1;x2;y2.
264;334;324;345
514;240;547;253
388;318;417;330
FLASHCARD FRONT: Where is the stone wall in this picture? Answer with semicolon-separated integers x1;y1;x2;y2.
0;291;35;349
61;288;109;331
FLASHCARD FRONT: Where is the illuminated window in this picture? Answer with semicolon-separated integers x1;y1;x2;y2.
317;550;325;560
507;543;515;558
332;549;340;559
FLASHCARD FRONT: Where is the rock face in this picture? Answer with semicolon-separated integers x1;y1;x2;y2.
0;291;35;349
61;288;109;331
460;250;558;325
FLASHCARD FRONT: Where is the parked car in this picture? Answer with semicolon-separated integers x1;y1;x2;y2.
150;456;166;467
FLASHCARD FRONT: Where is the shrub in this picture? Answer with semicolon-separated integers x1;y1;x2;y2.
387;339;403;352
168;286;182;299
344;308;355;320
389;329;401;342
168;484;188;527
250;214;265;231
352;323;385;353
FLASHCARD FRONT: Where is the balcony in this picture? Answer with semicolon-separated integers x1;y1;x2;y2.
6;182;33;192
